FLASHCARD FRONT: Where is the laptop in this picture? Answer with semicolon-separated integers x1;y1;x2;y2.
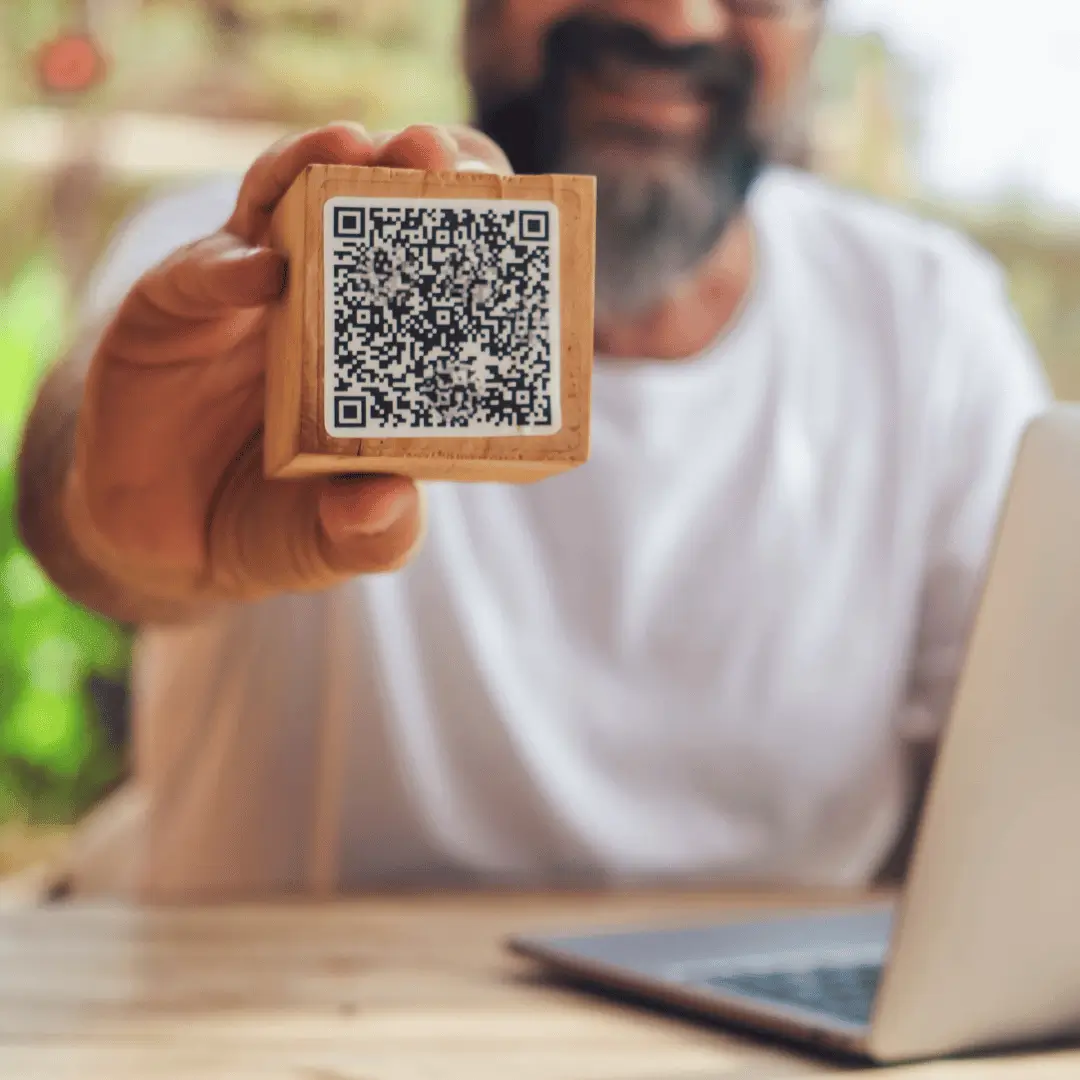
506;404;1080;1065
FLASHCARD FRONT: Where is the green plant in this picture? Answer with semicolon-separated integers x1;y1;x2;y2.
0;252;128;826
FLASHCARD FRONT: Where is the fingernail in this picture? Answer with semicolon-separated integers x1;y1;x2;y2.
457;158;496;174
349;490;412;536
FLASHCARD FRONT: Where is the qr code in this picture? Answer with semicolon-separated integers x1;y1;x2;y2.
323;196;561;438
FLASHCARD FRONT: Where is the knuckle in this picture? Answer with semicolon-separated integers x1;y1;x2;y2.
403;122;448;138
313;120;371;148
397;123;457;152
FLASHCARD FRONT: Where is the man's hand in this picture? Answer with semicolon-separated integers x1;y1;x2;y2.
62;122;512;607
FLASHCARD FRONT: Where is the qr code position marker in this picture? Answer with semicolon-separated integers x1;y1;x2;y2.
264;165;596;484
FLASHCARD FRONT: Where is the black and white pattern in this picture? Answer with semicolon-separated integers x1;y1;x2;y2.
323;196;561;437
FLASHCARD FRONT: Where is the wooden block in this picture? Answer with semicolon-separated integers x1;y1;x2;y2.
264;164;596;483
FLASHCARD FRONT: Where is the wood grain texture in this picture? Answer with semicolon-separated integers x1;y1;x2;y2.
264;164;596;483
0;889;1073;1078
0;890;896;1079
264;167;311;478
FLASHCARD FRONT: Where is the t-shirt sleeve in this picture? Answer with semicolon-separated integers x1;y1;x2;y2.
897;241;1053;742
76;175;243;328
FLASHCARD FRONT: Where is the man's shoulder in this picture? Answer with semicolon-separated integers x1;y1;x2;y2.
751;169;1051;428
753;167;1001;292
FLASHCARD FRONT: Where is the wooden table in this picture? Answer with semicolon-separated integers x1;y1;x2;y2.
1;889;1078;1079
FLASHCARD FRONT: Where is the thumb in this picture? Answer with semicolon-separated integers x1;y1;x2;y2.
206;443;425;600
315;474;425;575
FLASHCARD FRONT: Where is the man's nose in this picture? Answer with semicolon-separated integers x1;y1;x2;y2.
589;0;734;45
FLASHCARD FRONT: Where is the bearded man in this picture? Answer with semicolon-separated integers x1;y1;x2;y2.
16;1;1050;900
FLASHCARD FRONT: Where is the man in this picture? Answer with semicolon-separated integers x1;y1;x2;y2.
17;0;1051;900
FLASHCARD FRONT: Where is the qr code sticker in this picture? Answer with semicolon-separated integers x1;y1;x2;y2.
323;196;561;438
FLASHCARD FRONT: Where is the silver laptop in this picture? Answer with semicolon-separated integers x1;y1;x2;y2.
507;404;1080;1065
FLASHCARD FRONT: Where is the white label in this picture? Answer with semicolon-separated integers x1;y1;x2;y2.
323;196;562;438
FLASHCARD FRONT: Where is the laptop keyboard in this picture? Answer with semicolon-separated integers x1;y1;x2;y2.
704;960;883;1026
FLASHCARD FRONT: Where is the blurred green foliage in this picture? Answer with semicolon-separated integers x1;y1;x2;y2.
0;256;128;826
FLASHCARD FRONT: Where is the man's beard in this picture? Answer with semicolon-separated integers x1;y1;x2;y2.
475;15;766;319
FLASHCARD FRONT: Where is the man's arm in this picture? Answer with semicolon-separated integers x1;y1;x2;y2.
15;312;214;625
15;179;242;626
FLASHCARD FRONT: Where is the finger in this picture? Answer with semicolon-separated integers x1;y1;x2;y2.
207;445;424;598
316;475;425;576
372;124;495;175
227;122;376;244
373;124;460;172
317;473;417;542
137;233;287;322
444;125;515;174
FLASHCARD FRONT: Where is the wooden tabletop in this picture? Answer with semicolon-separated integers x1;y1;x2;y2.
1;888;1078;1080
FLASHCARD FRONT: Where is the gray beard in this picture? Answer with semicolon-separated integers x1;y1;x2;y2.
556;146;743;321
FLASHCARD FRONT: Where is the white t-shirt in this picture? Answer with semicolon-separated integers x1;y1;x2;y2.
65;166;1051;901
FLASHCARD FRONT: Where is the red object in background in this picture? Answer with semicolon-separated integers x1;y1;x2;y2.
35;32;107;95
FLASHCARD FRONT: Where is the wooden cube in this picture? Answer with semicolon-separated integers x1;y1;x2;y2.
265;164;596;483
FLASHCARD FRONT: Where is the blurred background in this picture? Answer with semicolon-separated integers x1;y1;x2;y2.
1;0;1079;874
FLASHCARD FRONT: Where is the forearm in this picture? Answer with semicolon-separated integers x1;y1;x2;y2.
15;319;215;627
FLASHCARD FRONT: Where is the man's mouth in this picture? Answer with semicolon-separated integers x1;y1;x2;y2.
566;68;710;149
